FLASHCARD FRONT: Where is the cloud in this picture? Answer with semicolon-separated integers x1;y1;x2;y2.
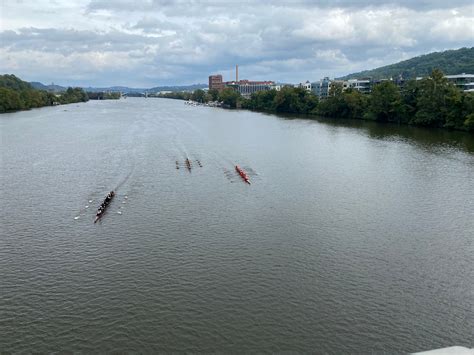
0;0;473;86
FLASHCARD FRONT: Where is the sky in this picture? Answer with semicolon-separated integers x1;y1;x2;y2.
1;0;473;87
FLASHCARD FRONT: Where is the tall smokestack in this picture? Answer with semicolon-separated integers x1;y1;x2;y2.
236;65;239;82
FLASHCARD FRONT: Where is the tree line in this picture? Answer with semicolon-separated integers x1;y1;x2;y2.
0;74;89;113
161;69;473;131
313;69;473;130
87;91;121;100
158;87;242;108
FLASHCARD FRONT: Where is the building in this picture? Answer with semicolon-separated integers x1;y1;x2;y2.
445;73;474;92
310;77;374;98
308;72;474;99
347;78;372;94
297;80;312;92
209;74;224;91
311;77;332;99
270;83;293;91
225;80;275;98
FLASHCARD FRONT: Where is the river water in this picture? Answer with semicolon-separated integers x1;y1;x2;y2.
1;98;473;353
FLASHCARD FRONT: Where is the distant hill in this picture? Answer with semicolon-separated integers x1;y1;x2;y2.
0;74;88;113
339;47;474;80
148;84;207;92
1;74;34;91
80;83;207;93
29;82;208;93
30;82;66;92
82;86;147;93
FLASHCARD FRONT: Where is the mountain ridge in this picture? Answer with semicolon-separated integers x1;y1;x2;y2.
29;82;207;93
338;47;474;80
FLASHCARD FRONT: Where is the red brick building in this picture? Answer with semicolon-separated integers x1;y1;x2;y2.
209;74;224;91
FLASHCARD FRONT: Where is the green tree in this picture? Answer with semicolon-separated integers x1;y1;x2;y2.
273;87;318;114
0;87;23;112
208;89;219;101
461;94;474;131
191;89;206;103
59;87;89;104
343;89;368;119
0;74;33;91
464;113;474;131
366;81;403;122
246;90;277;111
411;69;454;127
218;88;241;108
400;79;420;124
273;87;300;113
316;83;346;117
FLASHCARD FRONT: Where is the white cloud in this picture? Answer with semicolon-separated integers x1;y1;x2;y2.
0;0;473;86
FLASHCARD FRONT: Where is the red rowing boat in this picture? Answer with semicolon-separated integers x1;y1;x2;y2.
235;165;251;184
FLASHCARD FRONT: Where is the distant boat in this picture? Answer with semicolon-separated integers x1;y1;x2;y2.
94;191;115;223
235;165;251;184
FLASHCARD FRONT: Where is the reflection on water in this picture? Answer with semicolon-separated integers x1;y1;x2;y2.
1;98;473;353
277;113;474;153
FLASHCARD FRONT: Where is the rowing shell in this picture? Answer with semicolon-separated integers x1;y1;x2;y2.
235;165;251;184
94;191;115;223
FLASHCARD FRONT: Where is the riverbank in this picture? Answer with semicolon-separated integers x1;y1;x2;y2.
0;74;89;113
163;69;474;132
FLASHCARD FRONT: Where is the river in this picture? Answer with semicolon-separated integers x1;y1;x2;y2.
1;98;473;353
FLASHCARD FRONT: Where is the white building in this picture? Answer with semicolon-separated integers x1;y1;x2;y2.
225;80;274;98
347;79;371;94
297;81;312;92
445;73;474;92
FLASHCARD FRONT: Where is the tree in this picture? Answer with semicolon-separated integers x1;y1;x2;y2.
59;87;89;104
461;94;474;131
410;69;452;126
0;74;33;91
273;87;301;113
247;90;277;111
208;89;219;101
272;87;318;114
0;87;23;112
400;79;420;124
218;88;241;108
366;81;403;122
343;89;368;119
464;113;474;131
316;83;346;117
191;89;206;103
296;87;318;113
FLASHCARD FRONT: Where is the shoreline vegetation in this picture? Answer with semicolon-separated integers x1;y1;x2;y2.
2;71;472;132
159;69;474;132
0;74;119;113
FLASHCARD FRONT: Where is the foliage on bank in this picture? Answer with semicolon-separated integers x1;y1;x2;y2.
163;69;473;131
87;91;121;100
0;74;89;113
315;69;474;131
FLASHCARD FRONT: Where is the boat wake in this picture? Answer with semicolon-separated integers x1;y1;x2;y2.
74;197;95;220
115;163;135;191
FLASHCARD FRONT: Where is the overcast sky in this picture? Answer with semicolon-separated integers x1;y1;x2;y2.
1;0;473;87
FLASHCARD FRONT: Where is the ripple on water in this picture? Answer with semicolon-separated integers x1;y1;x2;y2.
0;98;473;352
